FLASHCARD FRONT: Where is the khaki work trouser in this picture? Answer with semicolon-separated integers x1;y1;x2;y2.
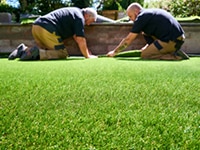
141;34;185;60
32;25;68;60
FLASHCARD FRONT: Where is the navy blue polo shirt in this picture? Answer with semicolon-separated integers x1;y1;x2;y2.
33;7;85;40
131;8;184;42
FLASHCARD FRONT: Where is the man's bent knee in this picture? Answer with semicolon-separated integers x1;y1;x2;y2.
141;51;150;59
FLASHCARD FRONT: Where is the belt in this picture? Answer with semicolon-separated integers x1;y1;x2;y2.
174;35;185;51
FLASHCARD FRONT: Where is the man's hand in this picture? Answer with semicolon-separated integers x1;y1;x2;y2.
87;55;98;58
74;36;97;58
107;32;138;57
107;50;117;57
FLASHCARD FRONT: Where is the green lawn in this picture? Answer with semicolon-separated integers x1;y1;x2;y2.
1;57;200;149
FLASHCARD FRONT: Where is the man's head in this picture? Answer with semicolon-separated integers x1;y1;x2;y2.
127;3;143;21
83;8;97;25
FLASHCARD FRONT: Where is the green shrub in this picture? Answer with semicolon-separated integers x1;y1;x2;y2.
0;3;13;13
119;0;144;10
145;0;200;17
71;0;93;8
170;0;200;17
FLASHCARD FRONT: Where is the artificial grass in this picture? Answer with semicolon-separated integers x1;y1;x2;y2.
115;50;141;57
1;57;200;149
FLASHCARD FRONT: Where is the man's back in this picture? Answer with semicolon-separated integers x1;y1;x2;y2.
34;7;85;39
131;8;184;42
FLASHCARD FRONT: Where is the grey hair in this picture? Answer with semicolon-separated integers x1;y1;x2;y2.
82;8;97;21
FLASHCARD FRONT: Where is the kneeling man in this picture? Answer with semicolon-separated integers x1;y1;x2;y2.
9;7;98;60
107;3;189;60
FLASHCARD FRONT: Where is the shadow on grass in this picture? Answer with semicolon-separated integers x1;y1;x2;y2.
0;53;85;61
115;57;142;61
0;53;9;58
115;57;186;62
13;56;85;62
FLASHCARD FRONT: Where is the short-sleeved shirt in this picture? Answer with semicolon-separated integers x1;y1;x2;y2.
33;7;85;40
131;8;184;42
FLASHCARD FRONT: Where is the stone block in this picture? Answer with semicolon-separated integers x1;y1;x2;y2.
0;39;10;46
11;40;35;47
0;26;11;38
0;13;12;23
88;45;108;55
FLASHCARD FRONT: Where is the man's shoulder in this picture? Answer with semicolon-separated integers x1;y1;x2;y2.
141;8;164;15
137;9;154;19
139;8;174;20
65;7;83;19
46;7;83;23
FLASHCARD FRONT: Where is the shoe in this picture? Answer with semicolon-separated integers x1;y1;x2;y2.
20;46;40;60
8;49;18;60
8;43;27;60
175;50;189;60
17;43;28;57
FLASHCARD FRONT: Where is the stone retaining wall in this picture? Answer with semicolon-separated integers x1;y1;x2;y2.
0;23;199;55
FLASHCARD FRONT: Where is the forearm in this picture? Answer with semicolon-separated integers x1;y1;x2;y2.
78;42;90;58
114;33;137;54
114;39;129;53
74;36;90;58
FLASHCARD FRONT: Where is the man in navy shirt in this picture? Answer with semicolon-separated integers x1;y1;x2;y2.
9;7;98;60
107;3;189;60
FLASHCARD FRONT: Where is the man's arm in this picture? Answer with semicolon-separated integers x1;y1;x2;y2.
73;35;97;58
107;32;138;57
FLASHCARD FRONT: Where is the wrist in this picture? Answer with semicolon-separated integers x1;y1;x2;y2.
114;49;119;54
